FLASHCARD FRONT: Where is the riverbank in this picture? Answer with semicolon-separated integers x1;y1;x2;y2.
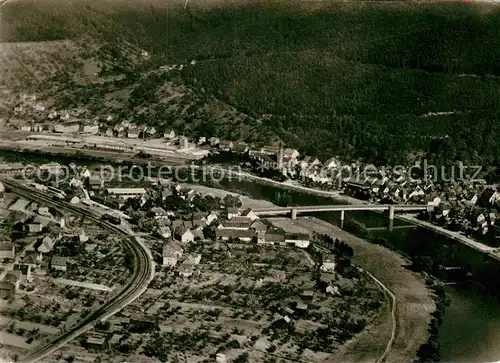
296;217;435;362
180;182;433;361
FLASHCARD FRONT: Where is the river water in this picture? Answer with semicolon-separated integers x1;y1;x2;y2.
213;178;500;362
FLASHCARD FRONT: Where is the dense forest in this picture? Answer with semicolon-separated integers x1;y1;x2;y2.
2;0;500;171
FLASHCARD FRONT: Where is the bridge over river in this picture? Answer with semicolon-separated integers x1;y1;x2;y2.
250;204;428;231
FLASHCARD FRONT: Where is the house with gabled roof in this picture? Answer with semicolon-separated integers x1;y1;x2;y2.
162;242;183;266
215;228;254;242
175;228;195;244
4;270;22;290
241;208;259;221
226;207;240;220
50;256;69;272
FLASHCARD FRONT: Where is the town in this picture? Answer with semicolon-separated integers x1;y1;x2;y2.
2;94;499;247
0;161;389;362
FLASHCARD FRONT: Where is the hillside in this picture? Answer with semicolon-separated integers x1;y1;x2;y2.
1;0;500;171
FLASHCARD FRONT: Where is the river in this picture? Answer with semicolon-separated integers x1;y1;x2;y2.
213;177;500;362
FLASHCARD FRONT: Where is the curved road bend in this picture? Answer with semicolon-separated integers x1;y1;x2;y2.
0;178;155;363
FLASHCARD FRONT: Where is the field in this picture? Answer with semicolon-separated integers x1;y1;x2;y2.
0;200;132;361
61;238;388;363
2;0;500;168
295;217;435;362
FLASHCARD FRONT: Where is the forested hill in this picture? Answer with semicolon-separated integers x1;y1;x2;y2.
2;0;500;175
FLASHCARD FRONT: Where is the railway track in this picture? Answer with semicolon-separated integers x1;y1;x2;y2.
0;178;155;363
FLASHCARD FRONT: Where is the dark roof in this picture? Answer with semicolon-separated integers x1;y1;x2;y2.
216;229;254;239
51;256;68;266
285;233;310;240
219;220;251;229
265;232;285;242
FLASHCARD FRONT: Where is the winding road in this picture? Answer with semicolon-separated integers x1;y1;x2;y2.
0;177;155;363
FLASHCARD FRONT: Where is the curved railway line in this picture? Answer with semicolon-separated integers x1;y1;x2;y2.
0;178;155;363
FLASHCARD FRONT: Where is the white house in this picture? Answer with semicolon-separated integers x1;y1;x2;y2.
20;125;32;132
28;223;43;233
240;208;259;221
163;130;176;139
83;124;99;134
206;212;219;226
320;254;336;273
176;228;195;244
162;242;183;266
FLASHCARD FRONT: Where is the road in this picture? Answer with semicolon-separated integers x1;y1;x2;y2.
0;177;155;363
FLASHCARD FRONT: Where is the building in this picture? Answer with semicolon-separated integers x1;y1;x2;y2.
344;181;371;200
54;122;80;133
184;253;202;265
106;188;147;199
28;222;43;233
301;290;314;302
178;263;194;277
83;124;99;134
50;256;68;272
264;232;285;245
285;233;311;248
162;242;183;266
217;217;252;230
151;207;168;219
14;264;32;283
219;140;233;151
206;212;219;226
320;254;336;273
250;220;267;233
163;129;176;139
0;242;15;259
127;127;140;138
4;270;22;290
323;157;340;170
38;236;56;253
215;228;254;242
88;176;103;190
0;282;15;299
208;137;220;146
175;228;195;244
86;334;108;350
241;208;259;221
157;226;171;239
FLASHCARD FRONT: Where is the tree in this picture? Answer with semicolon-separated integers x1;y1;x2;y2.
223;195;242;208
234;352;249;363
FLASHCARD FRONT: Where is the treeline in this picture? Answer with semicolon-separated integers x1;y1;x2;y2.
5;1;500;168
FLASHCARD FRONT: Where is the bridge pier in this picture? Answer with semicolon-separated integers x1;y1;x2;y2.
291;208;297;220
388;205;395;232
340;209;345;229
